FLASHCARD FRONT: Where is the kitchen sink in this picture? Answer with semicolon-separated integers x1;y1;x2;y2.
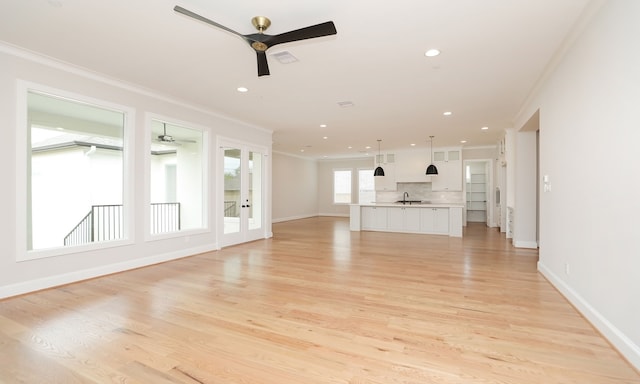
395;200;424;205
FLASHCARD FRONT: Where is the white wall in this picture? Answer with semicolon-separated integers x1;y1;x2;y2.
31;147;122;249
317;157;373;216
271;152;318;222
176;141;203;230
514;131;538;248
462;146;497;160
514;0;640;369
0;45;272;298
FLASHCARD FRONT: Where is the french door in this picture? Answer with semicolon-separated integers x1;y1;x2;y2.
219;139;267;247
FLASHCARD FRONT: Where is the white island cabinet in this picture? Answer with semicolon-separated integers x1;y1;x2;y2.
387;206;421;232
420;207;450;234
351;203;464;237
361;206;388;230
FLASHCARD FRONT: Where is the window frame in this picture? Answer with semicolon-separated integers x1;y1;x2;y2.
16;81;135;261
357;168;375;204
332;168;353;205
144;113;210;242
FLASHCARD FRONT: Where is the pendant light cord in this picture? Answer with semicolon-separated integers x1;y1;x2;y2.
429;136;434;163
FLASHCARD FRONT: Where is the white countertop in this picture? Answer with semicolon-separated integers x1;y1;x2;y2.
353;202;464;208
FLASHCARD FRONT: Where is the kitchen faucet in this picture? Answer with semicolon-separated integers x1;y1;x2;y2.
403;191;409;203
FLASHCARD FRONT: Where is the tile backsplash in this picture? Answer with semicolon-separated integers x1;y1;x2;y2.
376;182;463;204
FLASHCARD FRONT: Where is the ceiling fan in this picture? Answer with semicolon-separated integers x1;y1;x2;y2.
155;123;196;146
174;5;337;76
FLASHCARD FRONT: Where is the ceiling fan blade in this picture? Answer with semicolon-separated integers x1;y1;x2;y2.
268;21;336;47
173;6;243;38
256;51;270;77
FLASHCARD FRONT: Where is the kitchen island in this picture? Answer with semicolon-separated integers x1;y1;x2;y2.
350;202;464;237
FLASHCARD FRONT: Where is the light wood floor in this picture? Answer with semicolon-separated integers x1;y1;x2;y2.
1;217;638;383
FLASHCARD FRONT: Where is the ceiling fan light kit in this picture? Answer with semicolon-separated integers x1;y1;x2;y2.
174;6;337;77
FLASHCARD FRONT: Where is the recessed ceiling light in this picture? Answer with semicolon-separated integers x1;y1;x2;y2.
425;49;441;57
365;146;371;149
323;136;328;140
320;124;327;128
410;143;416;146
237;87;248;93
443;111;452;116
300;149;305;152
347;146;353;149
460;140;467;144
481;126;489;130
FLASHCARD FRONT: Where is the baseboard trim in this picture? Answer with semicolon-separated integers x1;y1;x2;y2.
0;243;218;299
514;240;538;249
538;262;640;370
318;213;349;218
272;214;317;223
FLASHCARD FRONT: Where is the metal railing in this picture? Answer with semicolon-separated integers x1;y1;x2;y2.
151;202;181;234
64;204;123;246
64;202;181;246
224;200;238;217
63;210;94;246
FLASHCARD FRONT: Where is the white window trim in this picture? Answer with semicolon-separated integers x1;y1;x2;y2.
15;80;136;261
357;167;375;204
143;113;210;242
332;168;353;205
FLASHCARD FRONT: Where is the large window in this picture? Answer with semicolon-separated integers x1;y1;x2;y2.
333;169;352;204
150;119;205;235
358;169;375;203
27;90;126;251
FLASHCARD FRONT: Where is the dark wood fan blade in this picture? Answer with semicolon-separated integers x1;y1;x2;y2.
268;21;336;47
173;6;243;38
256;51;270;77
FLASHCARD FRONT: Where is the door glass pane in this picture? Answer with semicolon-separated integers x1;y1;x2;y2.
150;119;204;234
224;148;241;234
248;151;262;230
28;90;124;250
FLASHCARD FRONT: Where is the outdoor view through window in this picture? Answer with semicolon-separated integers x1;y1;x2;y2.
27;90;125;250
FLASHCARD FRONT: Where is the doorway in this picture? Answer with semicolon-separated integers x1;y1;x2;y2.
219;138;267;247
464;159;494;227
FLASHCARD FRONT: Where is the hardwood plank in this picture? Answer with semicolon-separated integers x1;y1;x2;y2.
0;218;638;383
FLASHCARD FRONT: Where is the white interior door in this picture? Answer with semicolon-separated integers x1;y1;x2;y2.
219;139;266;247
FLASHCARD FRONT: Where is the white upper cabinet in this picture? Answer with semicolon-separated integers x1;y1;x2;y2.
431;147;462;191
374;153;397;191
394;150;433;183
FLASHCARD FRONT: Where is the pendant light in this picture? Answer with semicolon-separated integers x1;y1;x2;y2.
426;135;438;175
374;139;385;176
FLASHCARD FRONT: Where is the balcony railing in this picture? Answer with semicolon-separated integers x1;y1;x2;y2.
151;202;181;234
64;204;123;246
224;200;238;217
64;202;180;246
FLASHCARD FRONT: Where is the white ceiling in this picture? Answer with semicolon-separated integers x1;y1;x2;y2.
0;0;591;158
